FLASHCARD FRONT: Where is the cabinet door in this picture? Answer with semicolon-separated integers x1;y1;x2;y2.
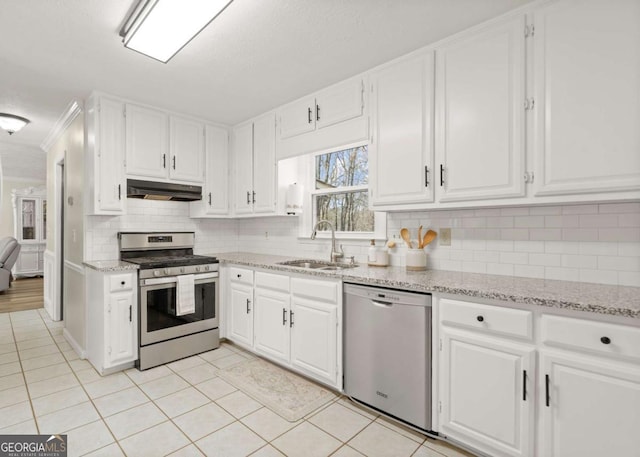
290;297;337;385
98;98;126;212
252;114;277;214
169;116;204;183
125;104;168;179
315;78;364;130
533;0;640;196
278;96;316;140
540;351;640;457
204;125;229;215
106;291;135;367
254;287;290;364
436;16;525;202
370;53;435;206
233;123;254;215
16;247;39;274
228;282;254;347
440;329;534;457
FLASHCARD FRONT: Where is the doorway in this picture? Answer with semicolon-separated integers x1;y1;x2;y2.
53;157;65;321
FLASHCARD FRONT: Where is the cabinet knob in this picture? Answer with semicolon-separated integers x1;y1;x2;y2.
121;281;125;285
237;274;241;278
476;315;484;322
600;336;611;345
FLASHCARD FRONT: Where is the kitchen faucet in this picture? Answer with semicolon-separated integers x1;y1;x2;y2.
310;219;344;263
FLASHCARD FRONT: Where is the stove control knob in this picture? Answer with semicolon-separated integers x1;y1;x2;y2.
205;266;210;271
164;268;170;275
196;266;201;272
154;270;161;277
180;267;185;273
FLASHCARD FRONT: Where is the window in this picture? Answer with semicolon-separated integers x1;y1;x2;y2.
308;145;385;238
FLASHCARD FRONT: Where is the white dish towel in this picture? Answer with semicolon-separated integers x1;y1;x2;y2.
176;274;195;316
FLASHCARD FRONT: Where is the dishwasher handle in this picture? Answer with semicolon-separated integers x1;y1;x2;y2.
371;299;393;308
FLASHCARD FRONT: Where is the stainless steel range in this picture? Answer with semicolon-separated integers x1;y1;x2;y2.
119;232;220;370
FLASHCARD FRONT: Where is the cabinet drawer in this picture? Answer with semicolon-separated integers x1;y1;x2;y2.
255;271;289;292
541;314;640;361
440;298;533;340
291;278;338;303
109;274;134;292
229;267;254;285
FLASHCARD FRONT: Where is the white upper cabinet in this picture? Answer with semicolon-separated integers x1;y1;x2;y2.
125;104;169;179
279;96;316;140
369;52;435;207
233;122;255;215
169;116;204;183
252;113;277;214
436;15;526;203
278;80;364;141
232;114;277;216
85;94;126;215
533;0;640;196
96;98;127;213
315;78;364;130
204;125;229;214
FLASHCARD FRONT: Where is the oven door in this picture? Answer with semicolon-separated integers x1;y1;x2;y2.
140;272;219;346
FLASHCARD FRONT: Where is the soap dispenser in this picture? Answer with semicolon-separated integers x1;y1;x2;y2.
368;239;377;264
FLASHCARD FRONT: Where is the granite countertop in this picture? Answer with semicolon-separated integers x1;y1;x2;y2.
214;252;640;319
83;260;139;272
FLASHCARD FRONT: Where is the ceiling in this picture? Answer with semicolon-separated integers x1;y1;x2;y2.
0;0;533;155
0;143;47;181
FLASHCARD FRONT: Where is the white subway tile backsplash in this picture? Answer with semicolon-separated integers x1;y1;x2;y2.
598;203;640;213
529;206;563;216
529;228;562;241
597;256;640;272
579;269;618;285
561;254;597;270
486;263;514;276
562;204;599;215
578;242;618;256
562;228;599;242
545;267;580;281
619;213;640;227
514;264;545;279
499;252;529;265
618;271;640;287
599;228;640;242
528;253;562;267
514;241;545;253
514;216;545;228
500;229;529;241
500;207;529;216
544;215;579;228
579;214;618;228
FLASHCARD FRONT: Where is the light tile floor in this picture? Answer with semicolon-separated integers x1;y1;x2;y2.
0;309;474;457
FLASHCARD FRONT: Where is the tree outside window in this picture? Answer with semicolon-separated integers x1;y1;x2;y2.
313;146;374;233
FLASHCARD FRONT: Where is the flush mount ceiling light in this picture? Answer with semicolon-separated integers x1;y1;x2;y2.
0;113;30;135
120;0;233;63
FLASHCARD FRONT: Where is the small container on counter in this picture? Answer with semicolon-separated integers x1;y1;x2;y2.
405;248;427;271
368;239;389;267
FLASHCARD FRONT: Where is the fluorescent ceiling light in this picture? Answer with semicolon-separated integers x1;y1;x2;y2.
0;113;30;135
122;0;233;63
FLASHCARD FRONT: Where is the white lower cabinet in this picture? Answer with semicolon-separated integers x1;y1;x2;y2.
254;287;290;364
290;296;338;386
438;298;640;457
540;351;640;457
224;266;341;388
440;328;534;457
228;281;254;349
86;269;137;374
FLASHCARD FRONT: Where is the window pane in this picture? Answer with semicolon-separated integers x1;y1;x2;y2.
315;191;374;232
315;146;368;189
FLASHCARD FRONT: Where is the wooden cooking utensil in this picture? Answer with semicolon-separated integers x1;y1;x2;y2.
400;228;412;249
418;226;423;249
422;230;437;247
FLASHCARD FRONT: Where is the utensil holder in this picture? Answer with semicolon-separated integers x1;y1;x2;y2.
405;249;427;271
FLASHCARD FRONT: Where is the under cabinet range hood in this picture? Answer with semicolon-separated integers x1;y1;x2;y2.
127;179;202;201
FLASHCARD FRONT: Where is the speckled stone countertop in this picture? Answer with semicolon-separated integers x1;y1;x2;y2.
83;260;139;272
214;252;640;319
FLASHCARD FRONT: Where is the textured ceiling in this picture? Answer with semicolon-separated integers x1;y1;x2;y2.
0;0;534;154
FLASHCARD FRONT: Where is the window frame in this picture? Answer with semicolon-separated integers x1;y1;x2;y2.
299;143;386;241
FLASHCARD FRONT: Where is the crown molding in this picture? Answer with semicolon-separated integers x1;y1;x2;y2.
40;100;83;153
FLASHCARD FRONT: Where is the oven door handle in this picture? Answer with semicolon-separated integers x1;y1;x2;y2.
141;272;219;286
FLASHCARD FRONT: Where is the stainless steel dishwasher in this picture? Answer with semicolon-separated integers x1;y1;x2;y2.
343;283;432;432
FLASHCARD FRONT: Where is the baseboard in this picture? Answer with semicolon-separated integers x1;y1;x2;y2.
63;328;87;359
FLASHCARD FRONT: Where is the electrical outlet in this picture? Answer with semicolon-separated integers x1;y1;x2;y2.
440;228;451;246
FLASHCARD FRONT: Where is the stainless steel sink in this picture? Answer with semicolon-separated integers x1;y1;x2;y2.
277;259;358;270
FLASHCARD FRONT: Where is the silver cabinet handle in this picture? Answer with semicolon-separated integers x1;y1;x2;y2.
246;298;251;314
289;310;294;327
282;308;287;326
